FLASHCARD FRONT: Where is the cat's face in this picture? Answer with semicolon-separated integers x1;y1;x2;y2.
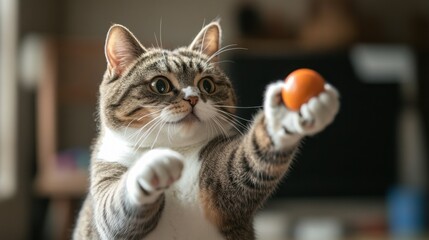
99;22;237;147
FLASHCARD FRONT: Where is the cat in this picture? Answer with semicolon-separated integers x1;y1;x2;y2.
72;21;340;240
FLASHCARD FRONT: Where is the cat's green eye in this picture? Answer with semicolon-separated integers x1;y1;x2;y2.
198;78;216;94
150;77;172;94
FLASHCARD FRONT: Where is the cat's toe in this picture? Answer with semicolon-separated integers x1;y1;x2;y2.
264;81;285;108
127;148;184;205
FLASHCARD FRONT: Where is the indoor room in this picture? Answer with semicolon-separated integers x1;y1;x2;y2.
1;0;429;239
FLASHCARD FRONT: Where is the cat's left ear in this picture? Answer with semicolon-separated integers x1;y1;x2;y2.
105;24;146;77
189;21;221;62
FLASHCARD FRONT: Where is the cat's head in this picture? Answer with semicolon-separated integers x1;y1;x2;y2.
99;21;237;148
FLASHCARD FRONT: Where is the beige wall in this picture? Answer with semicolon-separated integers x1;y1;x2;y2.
1;0;427;239
57;0;429;47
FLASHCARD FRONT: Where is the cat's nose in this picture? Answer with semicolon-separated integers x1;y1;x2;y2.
185;96;199;107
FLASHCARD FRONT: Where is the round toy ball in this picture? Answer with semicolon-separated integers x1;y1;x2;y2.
281;68;325;111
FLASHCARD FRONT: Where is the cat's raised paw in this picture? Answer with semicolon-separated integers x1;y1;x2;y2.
126;148;184;205
264;81;340;149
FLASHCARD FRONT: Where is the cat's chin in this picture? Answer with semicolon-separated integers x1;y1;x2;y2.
170;118;202;137
168;113;200;125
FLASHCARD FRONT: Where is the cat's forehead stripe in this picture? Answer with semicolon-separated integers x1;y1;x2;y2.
124;51;164;78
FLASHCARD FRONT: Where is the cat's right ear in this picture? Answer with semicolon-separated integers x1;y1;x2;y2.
189;21;221;62
105;24;146;77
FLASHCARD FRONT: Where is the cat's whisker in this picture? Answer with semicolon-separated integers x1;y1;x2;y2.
204;44;235;62
136;117;163;143
217;117;232;137
213;104;262;109
215;108;253;125
130;119;158;149
205;45;247;64
167;122;174;144
126;112;162;142
154;33;160;49
158;20;169;66
210;44;238;56
138;105;163;109
197;105;241;138
136;110;162;122
132;125;159;154
207;121;216;140
124;112;162;139
126;123;149;143
143;119;164;149
159;18;164;49
215;108;251;132
132;116;163;150
215;112;247;137
151;118;168;149
223;116;249;133
206;48;247;65
205;121;211;142
211;106;258;125
209;121;216;140
203;44;237;63
217;114;245;137
199;112;216;140
211;116;229;138
209;60;235;65
135;117;165;150
209;118;223;138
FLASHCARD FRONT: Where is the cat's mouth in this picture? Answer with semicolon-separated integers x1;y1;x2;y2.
168;112;200;125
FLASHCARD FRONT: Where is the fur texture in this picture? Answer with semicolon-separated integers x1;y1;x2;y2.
73;21;340;240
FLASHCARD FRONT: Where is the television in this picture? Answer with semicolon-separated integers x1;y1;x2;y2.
227;51;400;198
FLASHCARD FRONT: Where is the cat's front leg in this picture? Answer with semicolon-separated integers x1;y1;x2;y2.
264;81;340;150
126;148;184;205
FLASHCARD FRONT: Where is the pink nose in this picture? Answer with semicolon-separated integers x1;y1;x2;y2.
185;96;199;106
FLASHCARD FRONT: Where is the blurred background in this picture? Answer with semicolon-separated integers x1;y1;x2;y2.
1;0;429;239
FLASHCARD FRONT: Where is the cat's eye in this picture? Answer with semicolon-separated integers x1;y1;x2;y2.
198;78;216;94
150;77;172;94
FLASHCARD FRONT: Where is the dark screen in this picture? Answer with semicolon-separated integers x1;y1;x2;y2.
226;52;400;198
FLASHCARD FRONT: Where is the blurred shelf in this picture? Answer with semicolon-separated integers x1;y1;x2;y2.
34;37;103;199
32;37;103;240
34;169;88;198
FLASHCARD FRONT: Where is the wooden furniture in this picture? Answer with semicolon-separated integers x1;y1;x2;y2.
34;37;105;240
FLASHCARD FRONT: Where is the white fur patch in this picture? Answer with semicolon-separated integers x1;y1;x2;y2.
126;148;184;205
143;145;224;240
264;81;302;150
264;81;340;150
96;128;141;167
182;86;200;99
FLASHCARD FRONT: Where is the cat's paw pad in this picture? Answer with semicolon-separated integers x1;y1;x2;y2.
126;148;184;205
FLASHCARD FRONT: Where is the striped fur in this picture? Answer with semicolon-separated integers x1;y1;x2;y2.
199;112;298;240
73;21;339;240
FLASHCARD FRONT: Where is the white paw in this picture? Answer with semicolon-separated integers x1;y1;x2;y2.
297;84;340;135
126;148;184;205
264;81;340;149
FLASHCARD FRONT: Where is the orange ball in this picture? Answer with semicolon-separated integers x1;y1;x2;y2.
281;68;325;111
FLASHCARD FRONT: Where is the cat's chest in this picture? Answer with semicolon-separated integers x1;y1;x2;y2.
169;147;202;202
145;146;224;240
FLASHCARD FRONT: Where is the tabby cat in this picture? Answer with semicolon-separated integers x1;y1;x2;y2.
73;21;340;240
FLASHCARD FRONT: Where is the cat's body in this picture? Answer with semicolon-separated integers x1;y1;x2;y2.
95;132;222;240
73;21;340;240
